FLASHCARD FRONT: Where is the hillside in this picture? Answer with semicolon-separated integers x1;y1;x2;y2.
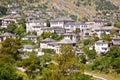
0;0;120;19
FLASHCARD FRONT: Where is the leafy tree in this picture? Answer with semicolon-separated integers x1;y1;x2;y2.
0;38;22;60
78;54;87;64
0;63;23;80
102;32;112;41
7;22;17;33
83;39;91;45
0;6;7;16
41;31;52;39
114;23;120;28
45;19;50;27
42;44;84;80
42;48;55;54
21;54;41;78
15;25;26;36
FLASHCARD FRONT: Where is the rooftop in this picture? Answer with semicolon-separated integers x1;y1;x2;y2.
41;38;56;43
95;40;109;44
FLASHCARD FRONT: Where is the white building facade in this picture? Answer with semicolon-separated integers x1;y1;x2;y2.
95;40;110;54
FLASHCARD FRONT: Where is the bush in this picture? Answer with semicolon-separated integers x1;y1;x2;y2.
83;39;91;45
42;48;55;54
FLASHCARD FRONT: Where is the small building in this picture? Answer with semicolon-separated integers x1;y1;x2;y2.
0;32;16;42
50;17;74;28
92;26;120;38
23;45;34;52
63;32;80;42
40;38;57;50
65;21;87;32
112;37;120;46
40;38;76;54
95;40;110;54
22;35;38;43
0;18;16;28
26;20;47;33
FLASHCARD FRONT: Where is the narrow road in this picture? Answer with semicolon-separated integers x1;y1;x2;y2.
84;72;108;80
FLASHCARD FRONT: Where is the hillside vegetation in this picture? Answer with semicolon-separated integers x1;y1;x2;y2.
0;0;120;19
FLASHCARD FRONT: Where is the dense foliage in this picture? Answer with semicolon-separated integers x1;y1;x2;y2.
95;0;119;10
0;6;7;16
92;46;120;74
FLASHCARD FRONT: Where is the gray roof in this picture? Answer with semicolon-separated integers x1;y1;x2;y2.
65;21;86;25
41;27;65;30
112;37;120;45
94;26;120;31
56;38;76;44
51;17;74;22
0;32;16;37
41;38;56;43
28;20;45;23
95;40;109;44
23;45;34;49
25;35;38;38
63;32;76;36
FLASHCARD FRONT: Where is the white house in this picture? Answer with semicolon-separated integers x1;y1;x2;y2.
22;35;38;43
95;40;110;54
23;45;34;52
40;38;57;50
26;20;47;33
92;26;120;38
50;17;74;28
40;38;76;54
63;32;80;42
0;32;16;42
112;37;120;46
65;21;87;32
0;18;16;28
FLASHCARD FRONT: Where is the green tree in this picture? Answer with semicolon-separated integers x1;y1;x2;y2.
42;44;84;80
114;23;120;28
102;32;112;41
15;25;26;36
45;19;50;27
41;31;52;39
21;54;41;79
83;39;91;45
7;22;17;33
0;38;22;60
0;63;23;80
0;6;7;16
78;54;87;64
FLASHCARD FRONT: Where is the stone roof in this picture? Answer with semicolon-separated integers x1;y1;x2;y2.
112;37;120;45
93;26;120;31
63;32;76;36
56;38;76;44
41;38;56;43
28;20;45;23
25;35;38;38
51;17;74;22
33;26;46;28
95;40;109;44
23;45;34;49
0;32;16;37
65;21;86;25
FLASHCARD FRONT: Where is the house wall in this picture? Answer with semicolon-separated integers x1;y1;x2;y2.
50;21;64;28
95;43;109;54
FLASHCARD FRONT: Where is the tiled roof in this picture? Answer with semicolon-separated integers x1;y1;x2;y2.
41;38;56;43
